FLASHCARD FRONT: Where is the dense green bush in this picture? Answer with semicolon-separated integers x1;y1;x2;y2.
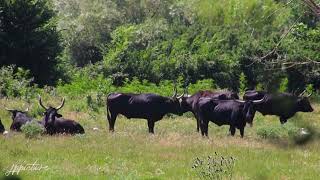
0;0;62;85
0;0;319;93
56;65;217;98
256;123;299;140
0;66;39;99
21;120;44;139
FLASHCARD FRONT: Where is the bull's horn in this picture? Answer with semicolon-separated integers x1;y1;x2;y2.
252;95;266;104
306;92;313;98
5;107;15;112
299;90;307;97
234;99;245;103
292;89;298;96
56;98;65;110
177;92;184;99
177;85;189;99
38;95;48;110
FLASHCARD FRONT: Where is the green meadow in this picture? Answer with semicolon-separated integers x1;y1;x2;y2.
0;97;319;180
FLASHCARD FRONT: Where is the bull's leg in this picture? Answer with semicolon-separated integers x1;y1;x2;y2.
239;127;244;138
147;120;155;134
230;126;236;136
108;113;117;132
200;121;209;137
204;122;208;137
196;117;200;133
193;112;200;133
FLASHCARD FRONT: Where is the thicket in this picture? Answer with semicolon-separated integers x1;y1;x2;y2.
0;0;62;85
0;0;319;94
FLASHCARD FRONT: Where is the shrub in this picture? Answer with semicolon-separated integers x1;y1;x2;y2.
192;152;236;180
21;121;44;139
256;123;299;140
239;72;248;93
0;65;36;98
57;72;115;97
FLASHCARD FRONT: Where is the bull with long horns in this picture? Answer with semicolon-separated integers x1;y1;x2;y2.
39;96;85;135
243;90;313;124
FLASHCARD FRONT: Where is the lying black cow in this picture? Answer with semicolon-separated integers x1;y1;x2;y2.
6;108;34;131
243;90;313;124
180;90;239;132
196;97;264;137
106;88;183;134
0;119;5;133
39;97;85;135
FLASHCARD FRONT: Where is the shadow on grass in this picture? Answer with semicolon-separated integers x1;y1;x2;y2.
0;175;22;180
256;116;320;148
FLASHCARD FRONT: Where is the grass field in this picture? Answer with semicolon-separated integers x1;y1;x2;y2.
0;97;320;179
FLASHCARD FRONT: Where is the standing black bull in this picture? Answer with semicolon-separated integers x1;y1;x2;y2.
106;88;183;134
39;97;85;135
196;97;264;137
0;119;5;133
5;108;34;131
243;90;313;124
180;90;239;132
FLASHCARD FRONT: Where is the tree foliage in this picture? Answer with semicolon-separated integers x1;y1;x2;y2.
1;0;320;92
0;0;61;85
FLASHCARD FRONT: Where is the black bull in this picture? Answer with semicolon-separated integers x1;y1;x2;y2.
195;97;264;137
5;108;35;131
180;90;239;132
243;90;313;124
39;97;85;135
106;93;183;133
5;107;84;135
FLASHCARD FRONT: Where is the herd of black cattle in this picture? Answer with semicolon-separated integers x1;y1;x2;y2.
0;88;314;138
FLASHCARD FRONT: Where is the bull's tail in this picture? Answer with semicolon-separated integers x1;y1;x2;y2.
106;93;112;121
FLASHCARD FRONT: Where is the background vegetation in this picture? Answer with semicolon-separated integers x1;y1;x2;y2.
0;0;319;93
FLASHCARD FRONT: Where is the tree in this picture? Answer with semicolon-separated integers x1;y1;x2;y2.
0;0;61;85
54;0;122;67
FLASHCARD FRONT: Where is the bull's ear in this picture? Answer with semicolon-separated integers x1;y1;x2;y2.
218;94;227;100
56;114;63;118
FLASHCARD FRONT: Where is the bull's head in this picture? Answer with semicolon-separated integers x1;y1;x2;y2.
297;90;313;112
5;107;29;120
39;96;65;126
229;92;240;100
176;87;193;113
170;84;189;115
235;96;266;126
